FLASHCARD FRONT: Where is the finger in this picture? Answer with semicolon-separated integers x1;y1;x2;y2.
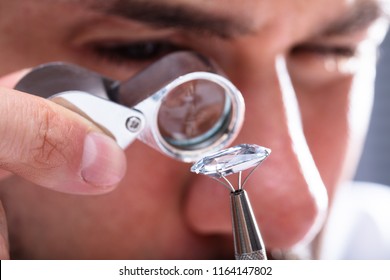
0;71;27;182
0;71;26;183
0;86;127;194
0;200;9;260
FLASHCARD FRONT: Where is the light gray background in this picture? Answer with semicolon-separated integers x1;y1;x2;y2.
354;31;390;186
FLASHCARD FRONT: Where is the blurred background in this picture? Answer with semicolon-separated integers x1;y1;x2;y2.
354;30;390;186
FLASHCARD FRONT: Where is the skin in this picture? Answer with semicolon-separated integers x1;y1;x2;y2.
0;0;387;259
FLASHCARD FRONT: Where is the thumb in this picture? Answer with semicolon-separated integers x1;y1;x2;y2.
0;82;126;195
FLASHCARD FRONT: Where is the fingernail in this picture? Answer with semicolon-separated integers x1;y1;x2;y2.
81;132;126;187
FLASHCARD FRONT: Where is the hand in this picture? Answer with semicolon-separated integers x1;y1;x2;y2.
0;70;127;193
0;70;127;259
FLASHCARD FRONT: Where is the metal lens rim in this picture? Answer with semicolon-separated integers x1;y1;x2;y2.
153;72;245;162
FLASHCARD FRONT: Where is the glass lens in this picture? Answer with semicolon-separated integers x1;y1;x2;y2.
158;79;231;148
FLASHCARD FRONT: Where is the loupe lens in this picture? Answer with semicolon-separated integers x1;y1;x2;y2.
157;79;230;149
134;71;244;162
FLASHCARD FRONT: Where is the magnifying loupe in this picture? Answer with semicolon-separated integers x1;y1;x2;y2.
15;52;245;162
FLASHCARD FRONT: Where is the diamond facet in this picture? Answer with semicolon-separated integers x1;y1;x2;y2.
191;144;271;178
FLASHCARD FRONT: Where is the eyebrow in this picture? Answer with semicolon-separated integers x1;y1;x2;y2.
86;0;255;38
86;0;386;40
319;0;385;37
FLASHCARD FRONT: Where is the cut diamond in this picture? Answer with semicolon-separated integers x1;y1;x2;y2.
191;144;271;178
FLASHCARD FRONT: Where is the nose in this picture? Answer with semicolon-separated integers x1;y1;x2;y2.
183;56;328;251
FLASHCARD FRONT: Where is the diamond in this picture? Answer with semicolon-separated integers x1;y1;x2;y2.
191;144;271;178
191;143;270;259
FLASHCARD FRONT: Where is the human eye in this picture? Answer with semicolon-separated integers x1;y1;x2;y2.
288;40;360;74
286;39;368;88
286;18;388;86
88;40;184;65
290;43;357;59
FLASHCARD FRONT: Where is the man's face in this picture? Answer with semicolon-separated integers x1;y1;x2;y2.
0;0;386;259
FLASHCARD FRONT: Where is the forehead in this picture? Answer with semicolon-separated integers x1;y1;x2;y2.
5;0;383;50
78;0;382;38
